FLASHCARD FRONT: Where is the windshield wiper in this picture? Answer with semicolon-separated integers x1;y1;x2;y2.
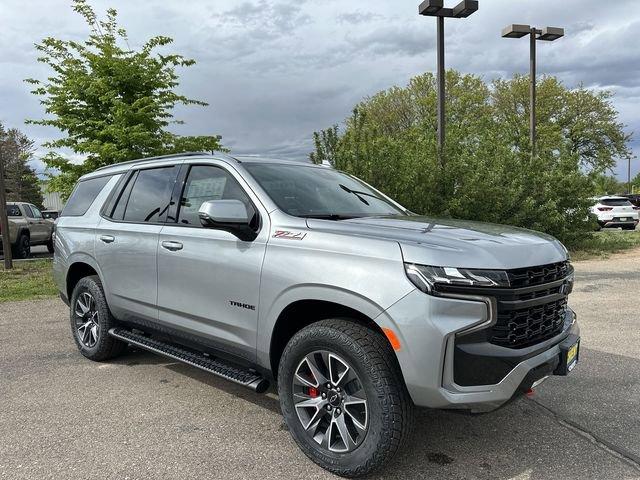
339;184;386;206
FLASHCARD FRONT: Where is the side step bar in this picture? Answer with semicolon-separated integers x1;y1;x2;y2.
108;327;269;393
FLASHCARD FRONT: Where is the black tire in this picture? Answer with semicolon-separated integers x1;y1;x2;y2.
69;275;125;361
622;225;636;231
278;319;414;478
46;238;54;253
12;234;30;259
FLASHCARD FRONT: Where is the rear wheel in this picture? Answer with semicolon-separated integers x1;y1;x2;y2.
46;238;54;253
278;319;413;477
622;224;636;231
70;275;125;361
12;234;30;259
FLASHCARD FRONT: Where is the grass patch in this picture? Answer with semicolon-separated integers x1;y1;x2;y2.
0;260;57;302
570;229;640;261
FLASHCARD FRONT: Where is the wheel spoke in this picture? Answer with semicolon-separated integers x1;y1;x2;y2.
328;353;350;386
343;397;368;432
90;325;99;345
76;296;89;315
330;415;356;452
294;397;326;430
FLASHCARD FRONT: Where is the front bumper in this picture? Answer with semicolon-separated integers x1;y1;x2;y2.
378;289;579;412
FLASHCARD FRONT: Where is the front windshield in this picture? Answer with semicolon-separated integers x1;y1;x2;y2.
244;164;406;219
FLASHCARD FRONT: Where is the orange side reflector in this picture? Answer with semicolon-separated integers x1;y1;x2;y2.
382;328;401;351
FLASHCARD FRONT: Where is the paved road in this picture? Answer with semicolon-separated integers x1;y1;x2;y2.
1;251;639;479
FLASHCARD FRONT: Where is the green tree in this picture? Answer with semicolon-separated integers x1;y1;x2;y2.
591;173;624;196
0;123;44;208
311;71;632;246
26;0;224;199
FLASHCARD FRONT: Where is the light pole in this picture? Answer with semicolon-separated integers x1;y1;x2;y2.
419;0;479;167
502;24;564;156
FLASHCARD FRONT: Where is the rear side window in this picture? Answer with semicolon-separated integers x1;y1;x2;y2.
62;176;112;217
121;167;177;223
601;198;633;207
6;205;21;217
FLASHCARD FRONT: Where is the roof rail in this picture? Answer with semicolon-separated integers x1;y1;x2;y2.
93;151;220;172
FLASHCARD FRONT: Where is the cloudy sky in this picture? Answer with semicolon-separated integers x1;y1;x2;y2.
1;0;639;179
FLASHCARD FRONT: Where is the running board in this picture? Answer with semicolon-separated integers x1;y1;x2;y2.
108;327;269;393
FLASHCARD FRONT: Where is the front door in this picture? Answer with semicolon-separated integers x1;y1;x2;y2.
28;205;51;243
22;204;47;243
157;163;268;361
95;165;180;324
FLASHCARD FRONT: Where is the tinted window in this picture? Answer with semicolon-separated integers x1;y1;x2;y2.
123;167;177;223
42;211;59;219
6;205;21;217
244;164;405;219
62;175;112;217
22;205;34;217
178;166;254;226
601;198;633;207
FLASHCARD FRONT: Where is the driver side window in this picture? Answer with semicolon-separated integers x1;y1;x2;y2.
177;165;254;227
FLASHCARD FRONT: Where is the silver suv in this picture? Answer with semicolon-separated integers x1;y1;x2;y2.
54;152;580;477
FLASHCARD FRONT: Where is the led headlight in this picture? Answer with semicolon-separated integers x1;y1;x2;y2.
404;263;510;294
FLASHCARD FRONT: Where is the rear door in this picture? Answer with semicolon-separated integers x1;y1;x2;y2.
95;164;180;324
156;162;269;361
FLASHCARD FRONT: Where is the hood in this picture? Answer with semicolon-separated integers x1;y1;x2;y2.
305;215;568;270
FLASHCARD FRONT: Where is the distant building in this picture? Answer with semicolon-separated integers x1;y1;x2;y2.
40;181;65;211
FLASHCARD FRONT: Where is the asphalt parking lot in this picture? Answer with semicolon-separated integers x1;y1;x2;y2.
1;250;639;479
0;245;52;261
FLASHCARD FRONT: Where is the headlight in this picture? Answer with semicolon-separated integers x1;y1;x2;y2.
404;263;510;294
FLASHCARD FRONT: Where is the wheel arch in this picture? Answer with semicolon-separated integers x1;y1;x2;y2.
266;291;393;378
66;257;102;300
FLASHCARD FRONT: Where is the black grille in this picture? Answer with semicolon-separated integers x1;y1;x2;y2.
491;297;567;348
438;261;572;349
506;261;571;288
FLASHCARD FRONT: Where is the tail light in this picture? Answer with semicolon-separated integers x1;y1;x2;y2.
597;207;613;212
634;207;640;211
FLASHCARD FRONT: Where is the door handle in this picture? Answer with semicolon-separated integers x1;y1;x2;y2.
161;241;183;251
100;235;115;244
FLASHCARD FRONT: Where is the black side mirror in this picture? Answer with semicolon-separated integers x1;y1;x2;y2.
198;200;258;241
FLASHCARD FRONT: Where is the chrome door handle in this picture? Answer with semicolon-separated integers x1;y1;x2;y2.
100;235;115;244
161;241;183;251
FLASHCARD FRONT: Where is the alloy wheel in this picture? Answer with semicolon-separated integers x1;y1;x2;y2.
293;351;368;453
74;292;99;348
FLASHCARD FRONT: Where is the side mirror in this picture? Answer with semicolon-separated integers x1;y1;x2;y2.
198;199;258;241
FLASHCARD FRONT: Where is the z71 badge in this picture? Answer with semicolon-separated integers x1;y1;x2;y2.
273;230;307;241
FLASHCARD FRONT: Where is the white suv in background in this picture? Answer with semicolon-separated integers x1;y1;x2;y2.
591;196;639;230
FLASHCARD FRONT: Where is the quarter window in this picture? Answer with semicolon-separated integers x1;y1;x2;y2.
177;166;254;227
122;167;178;223
62;175;112;217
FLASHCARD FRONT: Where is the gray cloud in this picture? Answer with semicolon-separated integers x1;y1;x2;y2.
0;0;638;179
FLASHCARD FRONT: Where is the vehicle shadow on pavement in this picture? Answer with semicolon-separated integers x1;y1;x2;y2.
112;347;283;415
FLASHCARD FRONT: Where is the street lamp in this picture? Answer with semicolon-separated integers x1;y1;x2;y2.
419;0;479;166
502;24;564;156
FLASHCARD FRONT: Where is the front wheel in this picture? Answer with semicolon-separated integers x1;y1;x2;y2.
622;224;637;231
278;319;414;477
